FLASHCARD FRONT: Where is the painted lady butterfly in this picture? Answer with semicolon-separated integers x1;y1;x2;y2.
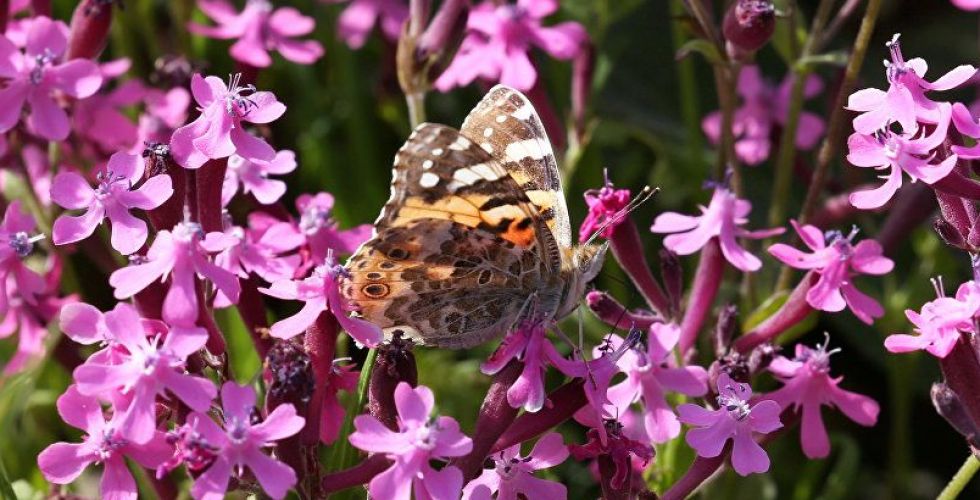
341;85;606;348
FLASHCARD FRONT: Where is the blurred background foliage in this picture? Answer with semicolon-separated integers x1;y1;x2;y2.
3;0;980;498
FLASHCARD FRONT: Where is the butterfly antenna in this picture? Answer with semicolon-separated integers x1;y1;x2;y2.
582;186;658;248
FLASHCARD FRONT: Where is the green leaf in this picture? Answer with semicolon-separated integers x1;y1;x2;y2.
0;455;17;500
676;39;724;65
796;51;850;71
770;0;808;65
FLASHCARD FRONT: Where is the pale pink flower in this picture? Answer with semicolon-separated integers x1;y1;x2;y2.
222;150;296;206
650;186;784;272
182;382;305;500
109;221;241;327
434;0;587;91
136;86;192;148
606;324;709;444
846;103;957;210
766;337;880;458
463;432;569;500
296;192;373;265
213;217;302;307
847;34;975;135
0;270;70;374
72;303;217;444
885;280;980;358
481;322;558;412
677;373;782;476
953;0;980;10
769;221;893;324
349;382;473;500
190;0;324;68
52;152;174;255
38;386;173;500
0;201;46;319
170;73;285;169
703;65;825;165
260;260;382;346
950;102;980;159
332;0;408;49
0;17;103;140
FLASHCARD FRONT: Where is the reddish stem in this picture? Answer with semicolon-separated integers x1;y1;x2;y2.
452;360;523;482
734;271;816;353
0;0;9;33
586;290;660;330
610;220;671;317
196;159;228;233
491;379;586;454
237;277;273;359
30;0;49;17
320;454;392;494
679;238;725;355
933;170;980;201
661;454;726;500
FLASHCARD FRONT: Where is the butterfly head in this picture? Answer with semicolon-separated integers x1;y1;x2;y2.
556;242;608;319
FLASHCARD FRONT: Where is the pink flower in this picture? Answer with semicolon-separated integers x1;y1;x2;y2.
0;270;70;374
703;65;825;165
51;152;174;255
768;221;893;324
766;337;880;458
72;303;217;444
296;192;373;265
481;322;558;412
222;150;297;206
846;103;956;210
677;373;782;476
215;216;302;284
953;0;980;10
949;102;980;159
0;17;103;140
650;186;784;272
0;201;46;319
349;382;473;500
885;280;980;358
332;0;408;49
181;382;305;500
73;78;144;152
190;0;324;68
109;221;241;327
137;86;192;147
463;432;569;500
847;34;975;135
579;179;630;242
319;359;360;444
606;323;709;444
38;386;173;500
170;73;285;169
434;0;587;92
568;419;654;491
261;260;382;346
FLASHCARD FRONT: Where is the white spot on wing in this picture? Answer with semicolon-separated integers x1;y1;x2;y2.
505;139;548;161
471;163;500;180
483;127;493;138
453;168;481;185
496;115;507;123
482;142;494;153
432;148;444;156
511;104;533;121
422;160;434;170
450;136;471;151
420;172;440;188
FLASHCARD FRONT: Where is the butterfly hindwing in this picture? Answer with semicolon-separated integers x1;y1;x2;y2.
460;85;572;249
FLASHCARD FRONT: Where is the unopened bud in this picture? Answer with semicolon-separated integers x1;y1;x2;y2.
369;334;418;430
713;304;739;357
723;0;776;55
709;352;750;390
660;249;683;317
936;217;968;249
265;338;315;408
748;343;778;373
65;0;118;60
932;382;980;449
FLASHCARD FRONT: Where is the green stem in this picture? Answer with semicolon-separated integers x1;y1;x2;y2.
406;92;427;128
670;0;704;171
713;62;743;195
887;354;914;499
778;0;882;289
938;455;980;500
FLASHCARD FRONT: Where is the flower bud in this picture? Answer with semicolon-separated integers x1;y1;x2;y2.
932;382;980;449
660;249;683;317
369;334;418;430
936;216;968;250
265;338;315;409
723;0;776;54
65;0;117;60
713;304;739;357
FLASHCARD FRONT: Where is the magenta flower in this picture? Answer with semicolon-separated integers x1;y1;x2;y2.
260;260;382;346
846;103;956;210
51;152;174;255
72;303;217;444
885;280;980;358
332;0;408;49
296;192;373;265
463;432;569;500
0;273;69;374
434;0;587;92
769;221;894;324
0;16;103;140
579;179;630;242
73;79;145;152
170;73;285;169
190;0;324;68
222;150;297;206
703;65;825;165
949;102;980;159
181;382;304;500
953;0;980;10
606;323;709;444
0;201;46;319
766;337;880;458
481;322;558;412
109;221;241;327
847;34;975;135
137;86;192;147
38;386;173;500
677;373;782;476
569;419;654;491
213;218;302;307
650;186;784;272
349;382;473;500
320;359;360;444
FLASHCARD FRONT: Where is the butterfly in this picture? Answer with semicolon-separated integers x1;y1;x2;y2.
341;85;606;349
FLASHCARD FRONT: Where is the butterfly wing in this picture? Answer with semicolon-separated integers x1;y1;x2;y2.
460;85;572;250
344;123;561;348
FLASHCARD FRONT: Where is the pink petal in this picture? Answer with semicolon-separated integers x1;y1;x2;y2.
925;65;977;91
59;303;104;345
230;126;276;161
251;404;305;442
52;206;104;246
827;384;879;426
221;381;257;422
101;456;138;500
26;17;67;57
884;333;930;354
109;251;173;300
241;92;286;124
191;456;232;500
27;91;70;140
846;87;885;112
368;460;415;500
730;430;769;476
418;463;464;500
121;174;173;210
748;400;783;433
276;38;325;65
849;165;902;210
269;7;315;36
103;303;149;350
719;227;761;272
161;370;215;412
531;22;586;60
430;416;473;458
169;117;212;169
50;172;95;209
38;442;95;483
106;203;148;255
395;382;433;426
269;299;325;339
50;59;103;98
243;448;297;499
845;133;888;168
124;432;173;469
842;283;884;324
499;47;537;91
650;212;701;233
0;79;28;132
684;414;735;458
850;240;893;275
526;432;569;469
800;402;830;458
162;326;208;359
192;108;236;160
230;38;272;68
658;366;708;396
349;414;412;454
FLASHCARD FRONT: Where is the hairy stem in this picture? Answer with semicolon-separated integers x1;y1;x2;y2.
938;455;980;500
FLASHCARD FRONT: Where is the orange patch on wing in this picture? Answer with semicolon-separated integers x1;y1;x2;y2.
500;218;536;247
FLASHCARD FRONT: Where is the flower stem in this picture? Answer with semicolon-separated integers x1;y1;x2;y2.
938;455;980;500
406;92;427;128
452;360;524;482
712;63;743;195
491;379;587;453
610;220;672;317
679;238;725;355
